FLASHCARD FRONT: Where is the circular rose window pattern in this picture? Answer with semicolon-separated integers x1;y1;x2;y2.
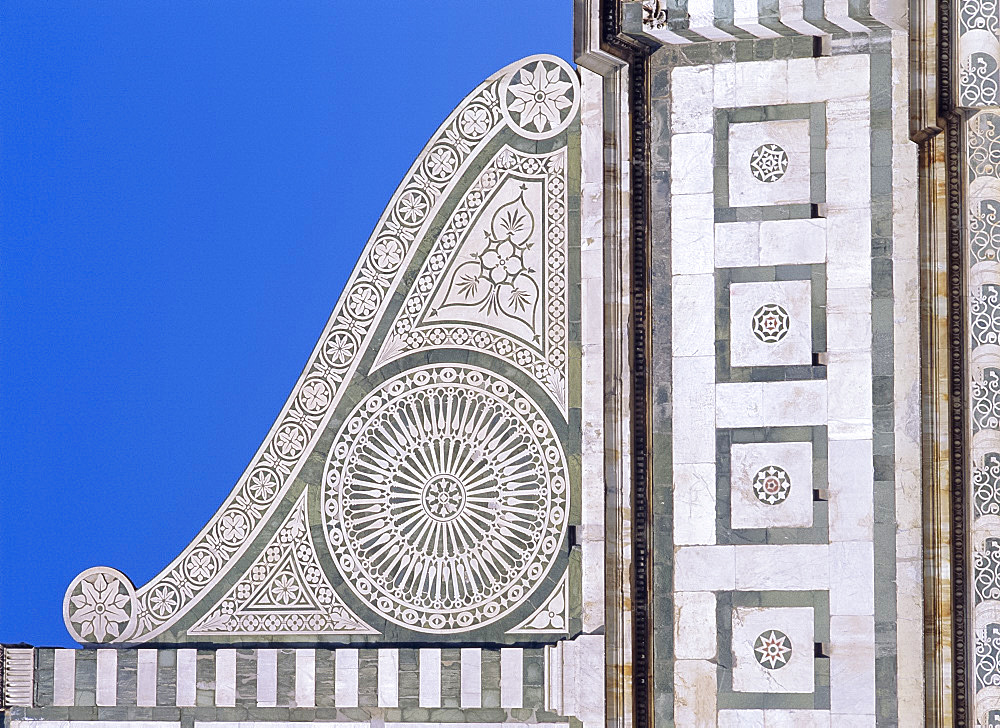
749;143;789;182
323;365;569;633
751;303;790;343
754;629;793;669
752;465;792;506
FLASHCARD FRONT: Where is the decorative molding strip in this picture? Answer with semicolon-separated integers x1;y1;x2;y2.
14;645;567;716
1;647;34;708
596;4;654;726
633;0;893;45
958;0;1000;108
968;110;1000;728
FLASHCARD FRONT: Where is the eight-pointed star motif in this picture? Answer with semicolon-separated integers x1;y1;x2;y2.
69;572;131;642
754;629;793;669
507;61;573;133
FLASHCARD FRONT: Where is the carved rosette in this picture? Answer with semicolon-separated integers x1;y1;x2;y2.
323;365;569;633
63;566;137;644
500;56;579;141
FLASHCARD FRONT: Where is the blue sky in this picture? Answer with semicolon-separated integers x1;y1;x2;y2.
0;2;571;646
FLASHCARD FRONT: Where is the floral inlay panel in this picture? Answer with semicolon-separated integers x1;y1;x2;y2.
189;492;376;635
374;146;570;412
60;54;580;644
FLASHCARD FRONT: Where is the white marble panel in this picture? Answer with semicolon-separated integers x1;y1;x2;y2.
675;591;718;659
419;647;441;708
671;66;714;133
419;648;441;708
716;221;761;267
579;69;606;637
199;724;367;728
672;133;715;195
730;280;813;367
734;60;788;107
729;120;810;207
827;102;870;152
672;193;715;274
763;380;827;425
215;649;236;708
14;724;180;728
335;649;359;708
460;648;482;709
826;143;871;210
828;439;874;541
378;649;399;708
53;649;75;707
825;210;872;289
763;711;832;727
734;544;830;590
826;287;872;353
96;650;117;707
716;380;827;428
176;649;197;708
500;648;523;709
673;356;716;464
674;660;717;728
731;442;813;528
786;58;823;103
830;541;875;616
714;63;736;107
674;462;717;544
830;616;876;715
719;710;766;728
674;545;736;591
256;649;278;708
673;274;716;357
819;55;870;101
759;218;826;265
136;650;157;708
732;606;814;693
827;351;873;439
293;649;315;708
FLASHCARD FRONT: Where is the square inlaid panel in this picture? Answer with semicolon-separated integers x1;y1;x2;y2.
729;280;813;367
730;442;814;529
728;120;811;208
731;606;815;694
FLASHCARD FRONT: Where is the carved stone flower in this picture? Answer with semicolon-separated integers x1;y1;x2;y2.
186;551;215;582
68;572;131;642
275;424;305;456
396;190;428;224
459;106;490;138
506;61;573;133
149;585;179;618
324;332;356;366
247;468;279;502
220;511;250;543
371;239;403;272
427;147;457;179
480;240;525;285
270;574;300;605
300;381;331;412
348;284;379;318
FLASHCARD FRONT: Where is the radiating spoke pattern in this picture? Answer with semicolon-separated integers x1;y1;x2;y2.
323;365;568;633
